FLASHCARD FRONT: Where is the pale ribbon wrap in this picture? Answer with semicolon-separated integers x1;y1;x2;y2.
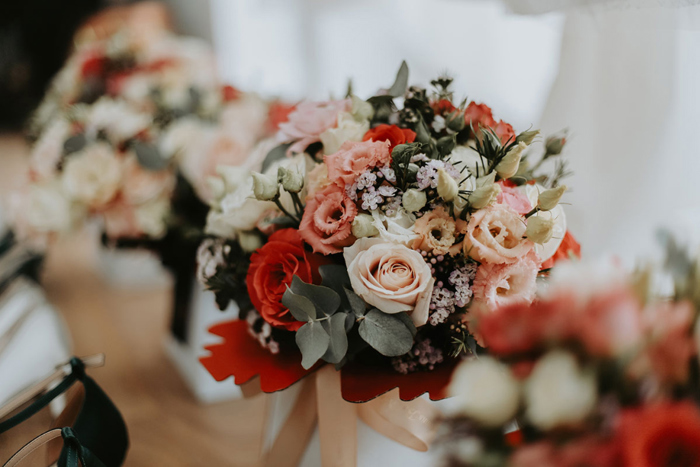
247;365;439;467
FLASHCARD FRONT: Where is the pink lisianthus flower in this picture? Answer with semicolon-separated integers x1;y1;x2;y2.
299;183;357;255
497;182;532;215
471;250;540;311
463;203;535;264
277;99;351;155
324;140;392;186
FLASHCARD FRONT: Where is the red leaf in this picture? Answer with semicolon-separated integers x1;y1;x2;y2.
200;320;316;393
340;359;459;403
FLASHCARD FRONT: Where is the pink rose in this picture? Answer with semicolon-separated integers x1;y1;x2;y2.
277;99;351;155
463;203;535;264
344;238;435;327
472;251;540;310
102;198;141;239
299;184;357;255
497;182;532;215
324;140;392;186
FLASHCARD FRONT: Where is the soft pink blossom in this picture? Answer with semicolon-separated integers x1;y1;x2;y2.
299;184;356;255
497;182;532;215
472;250;540;311
277;99;351;155
121;154;175;205
463;203;535;264
324;140;391;186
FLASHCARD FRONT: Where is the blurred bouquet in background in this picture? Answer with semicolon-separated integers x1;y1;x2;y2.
200;63;579;405
8;24;287;251
440;233;700;467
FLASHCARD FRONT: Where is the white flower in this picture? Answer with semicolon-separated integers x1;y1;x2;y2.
11;181;82;236
537;185;567;211
85;98;151;144
437;168;459;202
524;350;597;430
351;213;379;238
320;112;369;155
159;116;208;160
495;141;525;180
370;209;418;246
466;173;500;210
520;184;567;262
134;198;169;238
449;145;488;178
525;216;556;245
402;189;427;212
448;357;520;427
61;143;122;207
29;119;70;180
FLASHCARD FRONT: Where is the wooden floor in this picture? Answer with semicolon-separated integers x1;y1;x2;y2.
0;134;267;466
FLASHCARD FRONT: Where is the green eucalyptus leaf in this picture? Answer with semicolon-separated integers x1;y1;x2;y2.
322;312;349;364
63;134;86;155
388;61;409;98
290;275;341;317
393;312;418;338
437;135;456;157
358;309;414;357
132;141;169;171
261;143;292;174
282;286;317;322
345;287;367;317
296;321;330;369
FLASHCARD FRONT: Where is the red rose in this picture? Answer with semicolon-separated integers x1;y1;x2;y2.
267;101;296;133
619;402;700;467
363;124;416;151
221;85;241;102
464;102;515;145
80;54;106;79
247;229;328;331
432;99;457;115
541;231;581;270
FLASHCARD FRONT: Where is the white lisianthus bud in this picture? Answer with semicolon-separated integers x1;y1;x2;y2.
468;172;501;210
206;176;226;202
437;168;459;202
351;95;374;122
238;230;263;253
537;185;567;211
516;129;540;146
277;166;304;193
448;357;521;428
351;213;379;238
251;172;279;201
495;142;526;180
524;350;597;430
402;189;427;212
525;216;555;244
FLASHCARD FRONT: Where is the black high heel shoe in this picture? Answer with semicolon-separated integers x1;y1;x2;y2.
0;355;129;467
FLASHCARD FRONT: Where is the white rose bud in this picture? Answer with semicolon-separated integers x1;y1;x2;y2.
351;213;379;238
537;185;567;211
437;168;459;202
251;172;279;201
238;230;263;253
468;173;501;210
402;189;427;212
516;129;540;146
525;216;555;244
277;166;304;193
495;142;526;180
448;357;521;428
351;94;374;122
524;350;597;430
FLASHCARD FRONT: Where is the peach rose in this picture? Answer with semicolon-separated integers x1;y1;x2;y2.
464;203;535;264
277;99;351;155
471;251;540;310
324;140;391;186
344;238;435;326
299;184;357;255
412;205;466;256
121;154;175;205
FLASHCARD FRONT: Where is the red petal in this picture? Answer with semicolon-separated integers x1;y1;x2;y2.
340;359;459;403
200;320;315;392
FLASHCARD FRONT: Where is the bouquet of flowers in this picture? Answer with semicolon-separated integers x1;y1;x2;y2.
10;26;285;249
198;63;580;462
440;233;700;467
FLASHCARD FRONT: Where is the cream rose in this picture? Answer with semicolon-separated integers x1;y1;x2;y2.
463;203;535;264
343;238;435;326
61;143;122;208
319;112;369;155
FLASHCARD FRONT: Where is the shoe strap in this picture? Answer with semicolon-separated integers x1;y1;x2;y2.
0;355;105;433
3;427;107;467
